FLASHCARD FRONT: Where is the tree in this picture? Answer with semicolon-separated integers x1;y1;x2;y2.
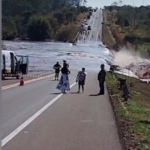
56;24;78;42
2;0;86;41
2;17;17;40
147;12;150;20
65;12;74;23
53;12;65;25
48;17;59;36
111;2;118;6
27;15;51;41
118;0;123;6
78;6;88;13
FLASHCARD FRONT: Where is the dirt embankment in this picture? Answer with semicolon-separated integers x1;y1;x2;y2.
102;10;117;50
102;9;134;51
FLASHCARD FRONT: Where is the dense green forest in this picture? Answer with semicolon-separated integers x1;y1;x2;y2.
104;3;150;55
2;0;88;41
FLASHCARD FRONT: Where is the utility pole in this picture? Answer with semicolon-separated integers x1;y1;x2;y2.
0;0;2;149
133;0;135;27
142;0;144;5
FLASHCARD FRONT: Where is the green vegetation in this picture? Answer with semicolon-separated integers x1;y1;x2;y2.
2;0;89;41
107;72;150;150
104;2;150;54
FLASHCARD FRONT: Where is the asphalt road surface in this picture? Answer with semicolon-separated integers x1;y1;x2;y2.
78;9;103;42
2;9;123;150
2;71;77;139
3;73;122;150
90;8;102;41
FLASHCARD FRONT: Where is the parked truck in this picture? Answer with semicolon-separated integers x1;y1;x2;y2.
1;50;29;80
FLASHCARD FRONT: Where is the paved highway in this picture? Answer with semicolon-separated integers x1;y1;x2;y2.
3;73;122;150
77;9;103;42
2;9;123;150
90;9;102;41
2;71;77;139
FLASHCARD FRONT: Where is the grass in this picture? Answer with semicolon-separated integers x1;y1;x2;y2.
107;72;150;150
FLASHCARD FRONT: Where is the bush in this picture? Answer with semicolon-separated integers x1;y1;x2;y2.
53;11;65;25
47;17;59;38
78;6;88;13
56;24;78;42
2;17;17;40
27;15;51;41
125;35;139;43
125;35;150;44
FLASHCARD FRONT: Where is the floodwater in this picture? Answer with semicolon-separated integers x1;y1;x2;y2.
3;40;113;74
3;40;150;80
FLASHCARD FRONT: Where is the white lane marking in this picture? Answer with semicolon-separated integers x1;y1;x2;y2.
96;9;102;41
2;82;76;147
89;11;97;41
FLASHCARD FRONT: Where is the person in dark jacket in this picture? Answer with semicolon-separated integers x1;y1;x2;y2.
63;60;69;68
98;64;106;95
53;62;61;80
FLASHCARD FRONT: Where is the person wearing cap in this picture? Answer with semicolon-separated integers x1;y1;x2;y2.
63;60;69;68
97;64;106;95
53;62;61;80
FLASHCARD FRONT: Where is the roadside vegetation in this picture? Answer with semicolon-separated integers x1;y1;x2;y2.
103;1;150;55
107;72;150;150
2;0;89;42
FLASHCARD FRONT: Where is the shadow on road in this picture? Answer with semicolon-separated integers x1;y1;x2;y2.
89;94;99;96
70;92;80;94
48;79;58;81
50;92;61;94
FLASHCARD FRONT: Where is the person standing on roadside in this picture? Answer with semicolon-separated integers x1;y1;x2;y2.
53;62;61;80
63;60;69;68
56;63;71;94
97;64;106;95
76;68;86;93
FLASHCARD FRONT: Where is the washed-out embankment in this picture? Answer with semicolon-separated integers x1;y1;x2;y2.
101;9;150;79
111;47;150;79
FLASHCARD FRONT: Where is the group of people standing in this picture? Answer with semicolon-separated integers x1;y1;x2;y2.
53;60;106;95
53;60;86;94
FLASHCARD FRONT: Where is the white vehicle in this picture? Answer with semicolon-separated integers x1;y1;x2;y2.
1;50;29;80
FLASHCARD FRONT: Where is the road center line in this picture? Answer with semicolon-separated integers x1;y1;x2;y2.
2;82;76;147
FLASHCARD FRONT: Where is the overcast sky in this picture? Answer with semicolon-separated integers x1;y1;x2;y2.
86;0;150;8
